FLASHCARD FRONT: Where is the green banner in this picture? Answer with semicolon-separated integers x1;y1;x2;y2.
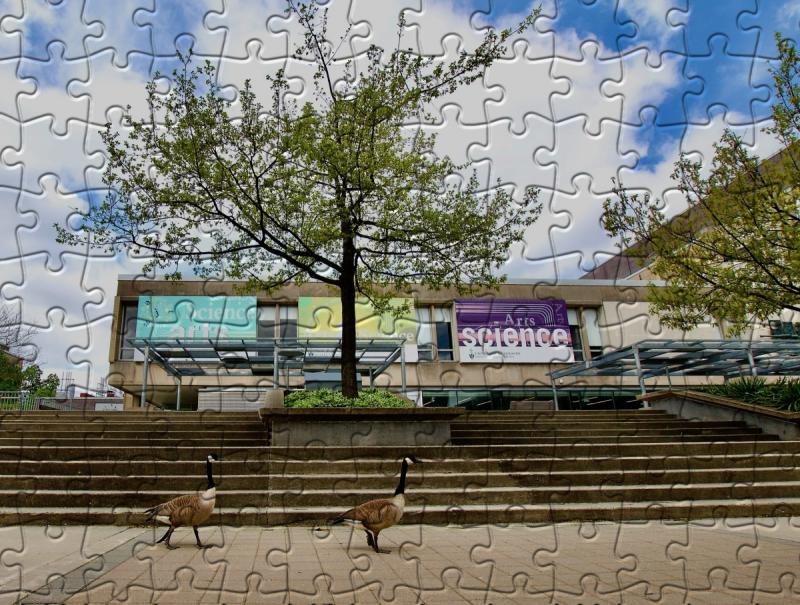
135;296;257;340
297;297;417;343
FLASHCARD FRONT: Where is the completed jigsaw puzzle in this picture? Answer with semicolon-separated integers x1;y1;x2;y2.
1;0;800;603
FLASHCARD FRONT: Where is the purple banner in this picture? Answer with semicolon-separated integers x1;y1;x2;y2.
455;299;574;363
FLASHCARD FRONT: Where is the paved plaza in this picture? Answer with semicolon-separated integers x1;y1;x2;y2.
2;519;800;604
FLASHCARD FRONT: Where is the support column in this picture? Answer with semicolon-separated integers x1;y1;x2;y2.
400;345;407;397
273;346;280;389
140;345;149;408
746;345;757;377
550;375;559;411
633;345;648;406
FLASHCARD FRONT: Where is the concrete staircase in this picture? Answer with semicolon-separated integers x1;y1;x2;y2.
2;409;800;526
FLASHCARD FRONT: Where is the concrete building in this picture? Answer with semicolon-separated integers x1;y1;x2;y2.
107;275;768;411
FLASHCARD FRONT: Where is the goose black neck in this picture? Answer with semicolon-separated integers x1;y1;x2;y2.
394;459;409;496
206;459;215;489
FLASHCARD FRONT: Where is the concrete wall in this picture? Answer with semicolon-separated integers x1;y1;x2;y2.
644;391;800;441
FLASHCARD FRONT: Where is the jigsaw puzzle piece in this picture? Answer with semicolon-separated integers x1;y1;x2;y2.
547;176;621;277
5;117;102;195
137;0;225;59
683;34;772;126
403;0;500;58
613;0;688;62
738;1;800;58
70;50;167;126
214;42;296;115
537;115;637;196
485;39;563;131
204;0;293;61
2;0;102;61
536;0;637;61
17;42;89;136
349;0;421;58
0;0;24;60
605;48;702;128
673;0;760;58
0;56;35;120
82;0;154;67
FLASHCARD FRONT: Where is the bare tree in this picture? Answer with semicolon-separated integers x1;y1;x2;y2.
0;306;38;359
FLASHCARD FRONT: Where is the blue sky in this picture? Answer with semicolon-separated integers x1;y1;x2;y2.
0;0;797;384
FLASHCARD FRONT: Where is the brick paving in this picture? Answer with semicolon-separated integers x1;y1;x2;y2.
2;519;800;604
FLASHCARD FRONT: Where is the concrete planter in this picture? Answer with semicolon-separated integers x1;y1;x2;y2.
640;390;800;440
259;407;465;447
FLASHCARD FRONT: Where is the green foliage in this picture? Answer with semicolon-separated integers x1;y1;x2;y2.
705;376;800;412
55;1;541;397
0;357;59;397
602;33;800;334
0;354;22;391
284;388;412;408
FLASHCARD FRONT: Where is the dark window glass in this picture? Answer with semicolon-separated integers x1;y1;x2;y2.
569;325;584;362
118;302;138;360
258;306;276;339
435;321;453;360
279;306;298;340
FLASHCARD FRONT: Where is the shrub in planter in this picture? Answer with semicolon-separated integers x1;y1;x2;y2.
284;388;413;408
705;377;800;412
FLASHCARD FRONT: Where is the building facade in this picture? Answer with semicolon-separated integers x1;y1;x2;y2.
108;275;762;411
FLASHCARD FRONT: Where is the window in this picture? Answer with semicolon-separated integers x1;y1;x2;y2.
257;305;276;339
770;320;800;339
582;308;603;358
279;305;298;340
433;306;454;360
416;307;434;361
117;301;138;360
567;309;585;362
416;305;453;361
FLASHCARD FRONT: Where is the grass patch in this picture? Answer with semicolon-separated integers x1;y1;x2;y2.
704;377;800;412
284;388;413;408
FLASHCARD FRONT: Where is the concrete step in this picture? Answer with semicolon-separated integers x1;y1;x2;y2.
0;446;270;461
449;434;779;444
0;438;267;448
267;467;800;489
449;420;751;430
3;466;794;492
2;451;796;476
3;497;798;526
0;474;270;490
450;426;764;436
3;440;796;462
262;442;800;460
0;422;266;432
267;453;800;473
0;430;267;440
6;480;800;508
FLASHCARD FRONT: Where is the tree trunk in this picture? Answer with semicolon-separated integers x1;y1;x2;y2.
339;239;359;399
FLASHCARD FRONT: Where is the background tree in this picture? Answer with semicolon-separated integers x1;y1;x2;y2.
602;33;799;336
0;306;58;395
57;2;541;398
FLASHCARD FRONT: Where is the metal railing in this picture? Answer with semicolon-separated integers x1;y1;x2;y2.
0;391;125;411
0;391;36;410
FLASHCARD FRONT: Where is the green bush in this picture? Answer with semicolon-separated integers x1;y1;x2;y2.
705;376;800;412
284;388;413;408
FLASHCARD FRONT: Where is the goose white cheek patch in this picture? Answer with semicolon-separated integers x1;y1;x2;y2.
3;0;798;602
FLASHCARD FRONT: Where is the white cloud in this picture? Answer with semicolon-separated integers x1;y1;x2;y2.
0;0;789;378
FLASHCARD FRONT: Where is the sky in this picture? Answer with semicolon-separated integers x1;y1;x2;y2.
0;0;797;388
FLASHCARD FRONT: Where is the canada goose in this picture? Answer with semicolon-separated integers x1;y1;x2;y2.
145;453;218;549
330;455;421;554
